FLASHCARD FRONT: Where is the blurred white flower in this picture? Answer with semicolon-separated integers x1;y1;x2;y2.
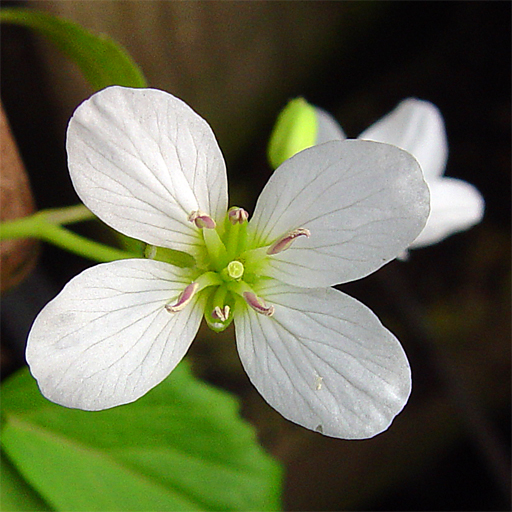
27;86;429;439
316;98;485;249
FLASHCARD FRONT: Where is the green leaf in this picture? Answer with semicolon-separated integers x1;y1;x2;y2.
1;364;282;512
0;8;146;89
0;452;52;511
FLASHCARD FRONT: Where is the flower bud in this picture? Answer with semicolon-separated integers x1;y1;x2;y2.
267;98;318;170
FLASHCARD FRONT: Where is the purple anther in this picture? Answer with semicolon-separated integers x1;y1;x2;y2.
243;292;275;316
212;305;230;322
267;228;311;255
188;210;216;229
165;282;199;312
228;207;249;225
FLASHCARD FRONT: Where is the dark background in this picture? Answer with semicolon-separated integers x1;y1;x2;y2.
1;2;510;510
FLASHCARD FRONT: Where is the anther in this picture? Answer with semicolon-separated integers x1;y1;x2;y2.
267;228;311;255
188;210;216;229
243;292;275;316
228;207;249;225
212;305;230;322
165;282;199;312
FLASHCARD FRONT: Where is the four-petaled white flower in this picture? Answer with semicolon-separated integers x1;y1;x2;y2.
26;86;430;439
314;98;484;249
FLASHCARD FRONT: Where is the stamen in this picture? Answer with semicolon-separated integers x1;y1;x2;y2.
243;292;275;316
267;228;311;255
228;207;249;225
165;282;199;312
188;210;216;229
212;305;230;322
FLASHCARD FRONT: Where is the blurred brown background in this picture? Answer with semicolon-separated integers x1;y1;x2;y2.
1;2;510;510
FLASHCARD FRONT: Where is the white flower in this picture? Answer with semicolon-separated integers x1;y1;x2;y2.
26;86;430;439
315;98;485;249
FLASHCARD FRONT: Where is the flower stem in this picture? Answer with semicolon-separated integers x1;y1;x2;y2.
41;224;136;262
0;206;137;262
42;204;96;225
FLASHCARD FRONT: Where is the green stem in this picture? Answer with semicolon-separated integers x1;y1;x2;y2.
43;204;96;225
42;224;136;262
0;207;137;262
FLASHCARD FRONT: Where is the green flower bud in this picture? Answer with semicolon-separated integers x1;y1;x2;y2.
267;97;318;170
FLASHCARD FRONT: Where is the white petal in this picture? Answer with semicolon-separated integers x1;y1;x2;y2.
26;259;203;410
67;86;228;255
359;98;448;180
314;107;346;144
410;177;484;248
249;139;429;288
234;281;411;439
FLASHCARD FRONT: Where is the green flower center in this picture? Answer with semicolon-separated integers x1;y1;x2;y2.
147;207;266;332
147;206;309;332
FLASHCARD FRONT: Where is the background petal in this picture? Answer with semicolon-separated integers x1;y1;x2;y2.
410;177;485;248
26;259;204;410
249;139;429;287
314;107;346;144
67;86;228;255
234;281;411;439
359;98;448;180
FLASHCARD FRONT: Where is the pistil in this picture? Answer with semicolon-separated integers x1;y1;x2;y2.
225;260;244;280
